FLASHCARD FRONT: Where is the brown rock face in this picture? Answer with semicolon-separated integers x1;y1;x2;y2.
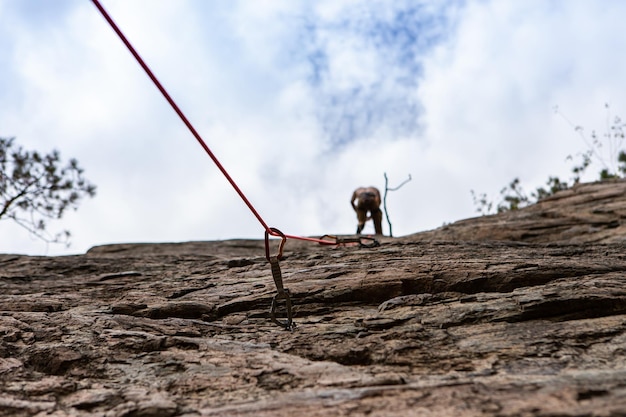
414;179;626;244
1;180;626;416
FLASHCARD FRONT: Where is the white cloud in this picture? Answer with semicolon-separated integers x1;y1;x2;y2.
419;0;626;193
1;0;626;255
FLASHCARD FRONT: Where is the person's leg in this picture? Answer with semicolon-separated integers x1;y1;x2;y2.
356;209;368;234
371;208;383;235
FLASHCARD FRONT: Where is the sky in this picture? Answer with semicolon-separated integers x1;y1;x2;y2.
1;0;626;256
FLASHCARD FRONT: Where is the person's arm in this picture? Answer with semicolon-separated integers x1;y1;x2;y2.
351;190;359;212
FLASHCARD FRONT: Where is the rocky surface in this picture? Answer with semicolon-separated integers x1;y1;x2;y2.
1;179;626;416
415;179;626;244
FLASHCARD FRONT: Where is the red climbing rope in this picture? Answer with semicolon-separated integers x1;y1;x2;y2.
91;0;339;247
91;0;271;231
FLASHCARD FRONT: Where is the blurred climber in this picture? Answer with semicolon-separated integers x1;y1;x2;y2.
351;187;383;235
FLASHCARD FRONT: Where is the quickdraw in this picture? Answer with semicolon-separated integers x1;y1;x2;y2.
264;228;294;330
319;234;380;248
264;232;378;330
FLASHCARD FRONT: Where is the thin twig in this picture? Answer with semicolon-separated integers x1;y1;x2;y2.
383;173;412;237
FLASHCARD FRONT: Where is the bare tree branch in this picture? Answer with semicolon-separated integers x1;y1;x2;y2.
383;173;412;237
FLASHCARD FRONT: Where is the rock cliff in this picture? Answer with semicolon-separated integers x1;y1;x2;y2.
1;180;626;416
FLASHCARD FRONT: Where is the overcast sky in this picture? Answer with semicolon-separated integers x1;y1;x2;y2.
2;0;626;256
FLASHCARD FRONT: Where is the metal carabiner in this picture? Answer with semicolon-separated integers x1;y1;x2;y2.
265;227;286;262
269;263;294;330
270;292;293;329
358;236;380;248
